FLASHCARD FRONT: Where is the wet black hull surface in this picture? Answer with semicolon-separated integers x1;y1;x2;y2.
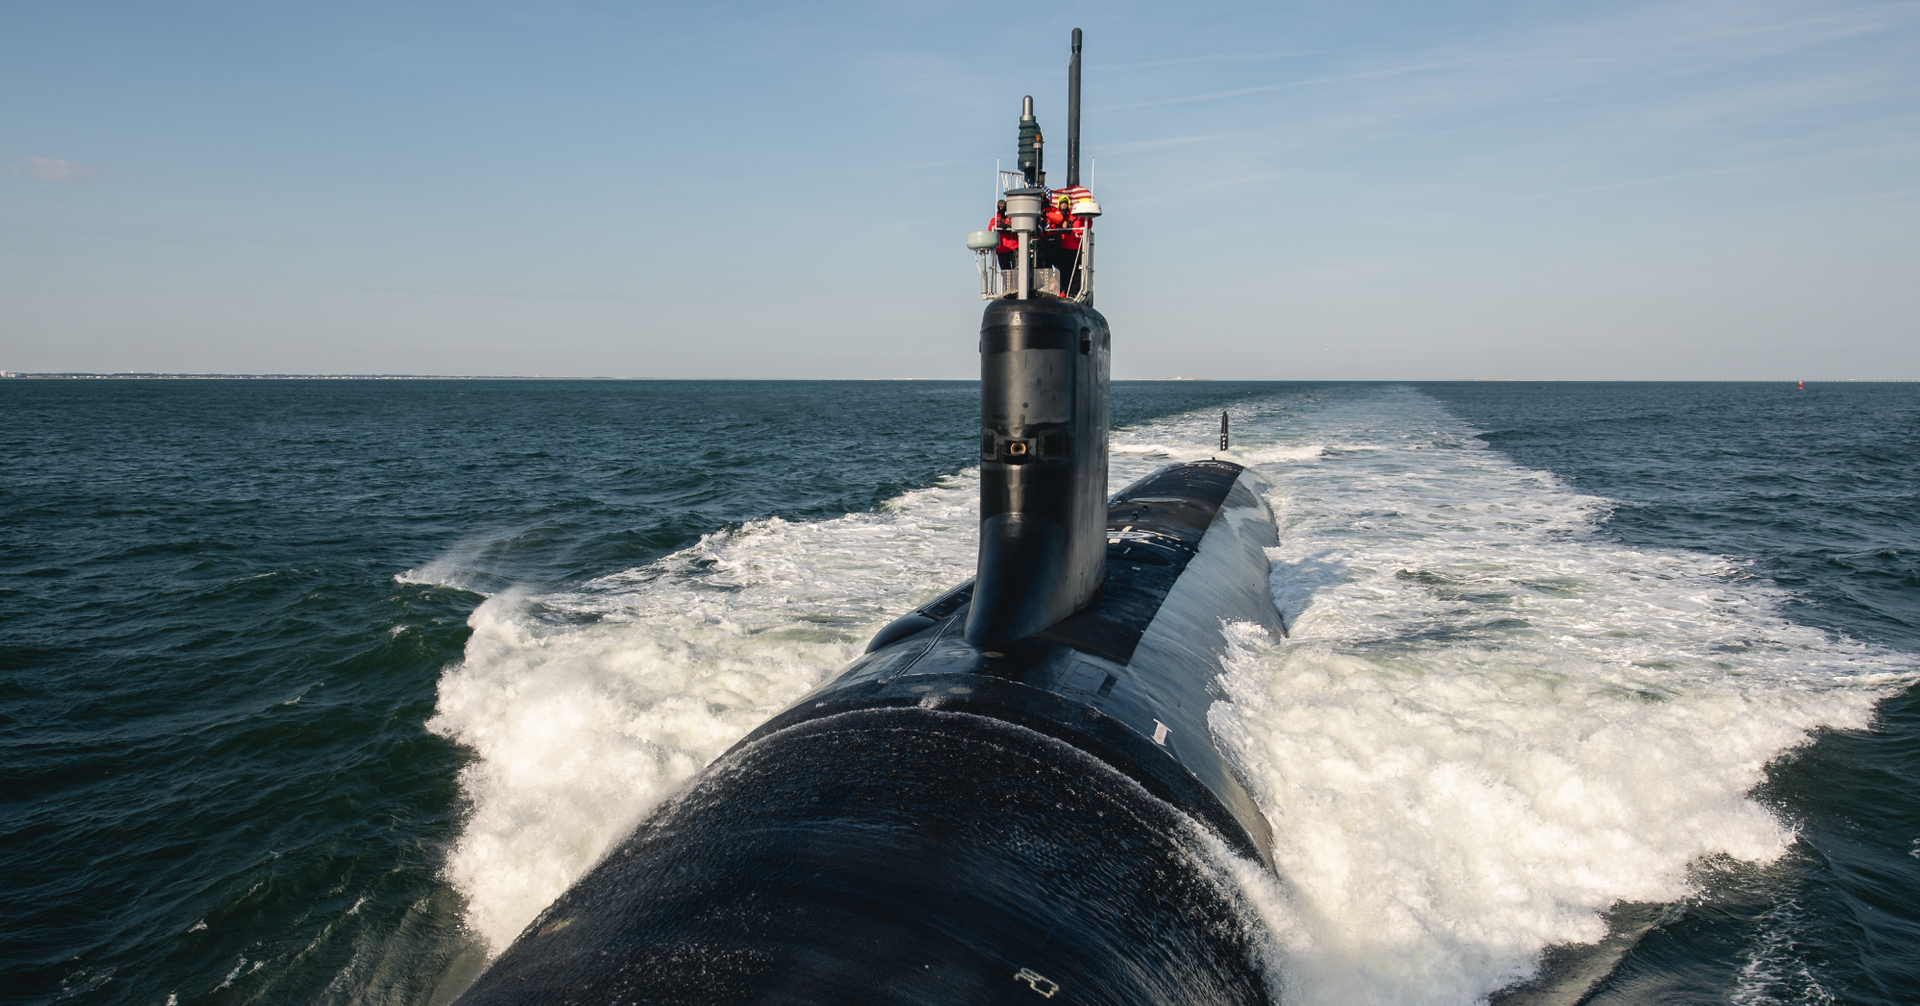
454;712;1263;1006
453;460;1286;1005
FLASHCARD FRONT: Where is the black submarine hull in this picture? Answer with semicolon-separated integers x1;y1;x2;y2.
452;459;1287;1006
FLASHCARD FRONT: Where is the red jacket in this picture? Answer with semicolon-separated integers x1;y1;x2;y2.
1047;198;1084;251
1059;214;1084;251
989;213;1019;254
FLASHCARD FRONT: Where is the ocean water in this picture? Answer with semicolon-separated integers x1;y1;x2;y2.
2;379;1915;1005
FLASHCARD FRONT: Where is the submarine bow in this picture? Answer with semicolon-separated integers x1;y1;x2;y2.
453;30;1288;1006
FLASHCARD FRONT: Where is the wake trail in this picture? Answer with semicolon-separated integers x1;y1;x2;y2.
1209;385;1912;1005
425;386;1912;1006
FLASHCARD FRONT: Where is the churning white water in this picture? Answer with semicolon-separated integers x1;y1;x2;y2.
1202;386;1909;1004
423;385;1911;1003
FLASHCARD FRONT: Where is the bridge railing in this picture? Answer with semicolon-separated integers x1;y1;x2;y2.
971;231;1093;304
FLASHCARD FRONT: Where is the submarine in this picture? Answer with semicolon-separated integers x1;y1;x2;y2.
453;30;1288;1006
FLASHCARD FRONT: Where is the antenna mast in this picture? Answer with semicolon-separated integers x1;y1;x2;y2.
1067;28;1082;187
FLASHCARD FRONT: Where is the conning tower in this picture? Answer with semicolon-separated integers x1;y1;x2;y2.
966;27;1112;648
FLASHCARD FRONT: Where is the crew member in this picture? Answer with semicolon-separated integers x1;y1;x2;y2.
1036;192;1070;291
1054;190;1085;297
989;199;1018;270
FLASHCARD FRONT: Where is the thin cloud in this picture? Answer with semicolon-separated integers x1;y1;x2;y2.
1520;135;1920;201
1094;61;1465;113
10;157;101;182
1094;1;1920;122
1077;132;1249;155
1107;49;1343;71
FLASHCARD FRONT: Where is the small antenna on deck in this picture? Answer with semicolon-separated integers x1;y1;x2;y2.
1220;411;1230;451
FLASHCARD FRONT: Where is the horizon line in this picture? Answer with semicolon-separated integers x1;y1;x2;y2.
2;373;1914;384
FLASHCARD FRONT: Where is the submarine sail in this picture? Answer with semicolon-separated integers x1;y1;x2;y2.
453;30;1288;1006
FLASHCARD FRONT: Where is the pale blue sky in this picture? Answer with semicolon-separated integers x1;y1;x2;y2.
3;1;1915;378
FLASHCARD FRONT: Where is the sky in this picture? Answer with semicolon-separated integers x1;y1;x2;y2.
2;0;1916;379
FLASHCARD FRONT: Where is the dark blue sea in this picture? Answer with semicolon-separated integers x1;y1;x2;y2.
3;380;1915;1005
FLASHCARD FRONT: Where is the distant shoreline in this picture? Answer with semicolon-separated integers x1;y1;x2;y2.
1;372;623;380
0;373;1910;383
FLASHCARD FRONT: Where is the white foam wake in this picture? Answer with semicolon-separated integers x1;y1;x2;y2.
1204;385;1911;1005
426;386;1911;1004
426;475;982;953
